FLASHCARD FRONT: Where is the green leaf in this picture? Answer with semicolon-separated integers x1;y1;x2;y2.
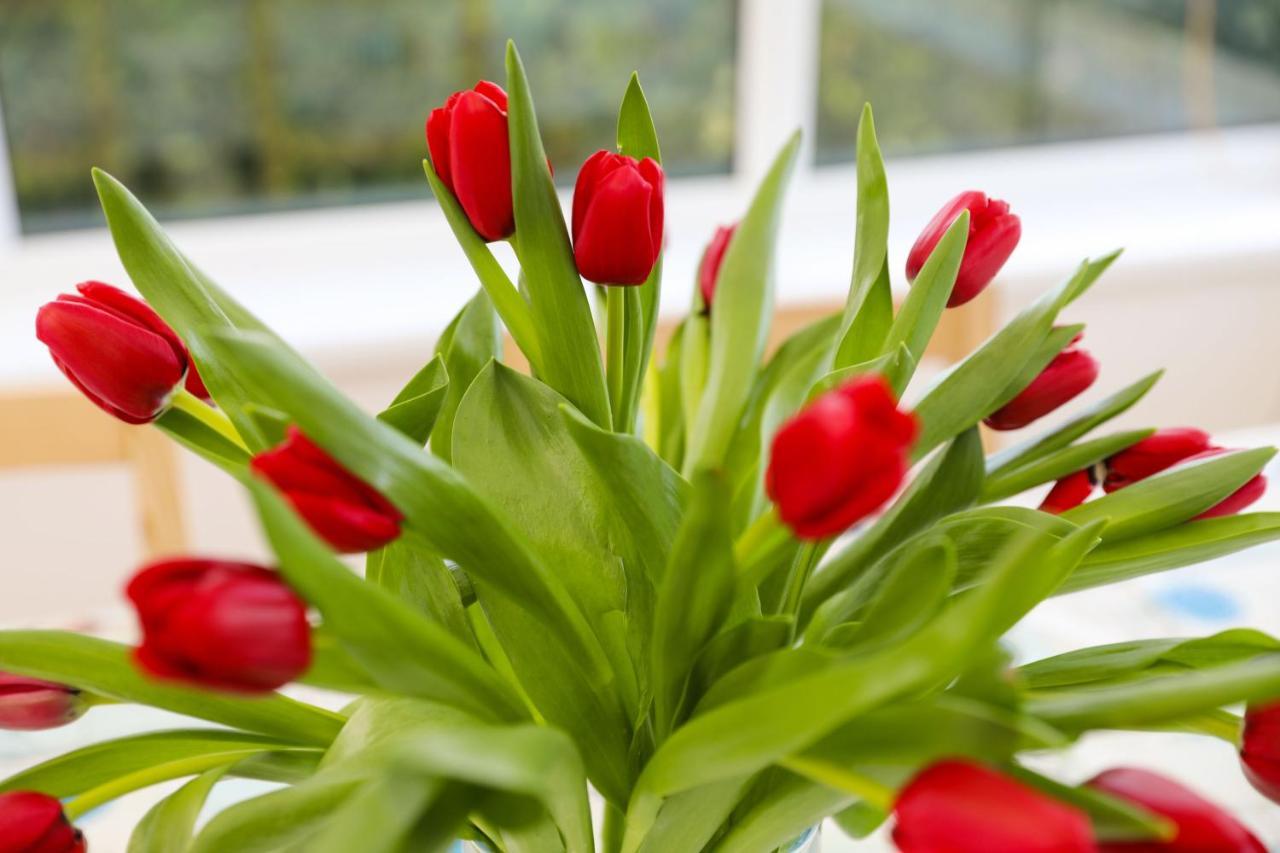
981;429;1153;503
717;769;855;853
1061;512;1280;593
245;476;523;722
986;371;1163;477
654;319;687;466
129;768;227;853
678;313;710;449
376;355;448;445
834;105;891;368
421;161;542;373
1007;766;1174;843
0;632;342;744
684;132;802;474
430;288;500;463
1061;447;1275;541
155;407;252;473
987;323;1083;414
880;212;968;392
505;42;610;427
192;773;362;853
306;774;446;853
652;471;737;742
365;541;475;646
910;252;1120;461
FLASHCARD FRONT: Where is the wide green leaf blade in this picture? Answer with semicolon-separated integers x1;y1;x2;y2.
376;355;448;446
981;429;1154;503
365;541;475;646
986;323;1083;414
191;774;362;853
431;287;500;463
128;768;227;853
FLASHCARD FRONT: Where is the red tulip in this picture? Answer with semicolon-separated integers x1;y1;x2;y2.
1103;430;1267;519
36;281;207;424
0;791;85;853
1089;767;1265;852
765;375;918;539
985;335;1099;431
893;759;1094;853
906;190;1021;307
1040;469;1096;514
0;673;85;731
571;150;664;285
426;81;514;242
1241;701;1280;804
127;559;312;694
698;223;737;310
251;427;403;553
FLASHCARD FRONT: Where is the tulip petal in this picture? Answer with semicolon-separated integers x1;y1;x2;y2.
573;165;658;285
448;90;514;241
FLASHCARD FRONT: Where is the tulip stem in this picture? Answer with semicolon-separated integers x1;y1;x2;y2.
778;542;822;622
606;286;626;429
171;389;248;450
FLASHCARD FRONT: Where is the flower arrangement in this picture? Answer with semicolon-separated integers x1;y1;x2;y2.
4;41;1280;852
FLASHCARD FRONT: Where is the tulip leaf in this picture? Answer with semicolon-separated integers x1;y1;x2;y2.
1006;766;1174;843
654;318;687;466
430;287;500;463
980;428;1154;503
504;42;611;428
364;541;475;647
376;354;449;445
1061;447;1275;541
155;406;252;473
910;252;1120;460
986;370;1163;477
191;773;364;853
684;131;802;475
678;312;710;447
716;770;855;853
880;211;968;392
128;767;228;853
0;631;342;745
834;104;892;368
986;323;1083;414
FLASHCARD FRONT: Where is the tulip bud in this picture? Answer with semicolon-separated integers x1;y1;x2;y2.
906;190;1021;307
1088;767;1265;852
1040;469;1096;514
0;673;85;731
36;281;206;424
697;224;737;311
892;759;1094;853
426;81;514;242
1242;701;1280;805
127;559;312;693
0;791;86;853
984;335;1099;431
1102;430;1267;519
571;150;664;285
251;427;403;553
765;375;918;539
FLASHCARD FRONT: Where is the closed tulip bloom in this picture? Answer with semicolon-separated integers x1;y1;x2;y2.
697;223;737;310
1241;701;1280;804
985;336;1099;431
0;791;86;853
1089;767;1265;852
893;759;1094;853
36;281;206;424
426;81;514;241
1103;431;1267;519
127;559;312;694
765;375;918;539
0;673;85;731
251;427;403;553
571;150;664;285
1040;469;1095;514
906;190;1021;307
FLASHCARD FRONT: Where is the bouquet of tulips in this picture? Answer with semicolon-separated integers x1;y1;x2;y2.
5;40;1280;853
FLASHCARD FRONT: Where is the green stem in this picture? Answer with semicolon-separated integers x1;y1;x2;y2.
606;286;627;429
778;542;822;623
170;389;247;450
63;750;278;819
602;799;626;853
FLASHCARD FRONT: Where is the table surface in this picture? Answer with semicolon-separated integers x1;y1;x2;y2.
4;426;1280;851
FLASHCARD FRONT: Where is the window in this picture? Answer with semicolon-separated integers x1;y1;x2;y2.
0;0;735;233
816;0;1280;162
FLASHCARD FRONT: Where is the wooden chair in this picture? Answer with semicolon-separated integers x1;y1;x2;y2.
0;390;187;558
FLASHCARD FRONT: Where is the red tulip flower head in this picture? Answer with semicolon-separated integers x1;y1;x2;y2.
985;333;1099;431
36;281;208;424
571;150;664;285
907;190;1021;307
251;427;403;553
1088;767;1265;852
892;759;1094;853
127;559;312;693
1040;469;1096;514
765;375;918;539
0;791;85;853
0;673;85;731
1103;429;1267;519
1242;701;1280;805
698;223;737;310
426;81;514;242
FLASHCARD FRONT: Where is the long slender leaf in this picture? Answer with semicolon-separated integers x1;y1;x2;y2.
128;768;228;853
981;429;1153;503
376;355;448;445
431;288;500;463
834;104;891;368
